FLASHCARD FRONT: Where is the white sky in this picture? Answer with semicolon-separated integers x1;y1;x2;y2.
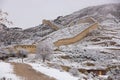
0;0;119;29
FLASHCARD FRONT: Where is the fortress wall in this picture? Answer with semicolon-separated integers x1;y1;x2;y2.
42;20;59;30
14;45;36;53
54;23;98;47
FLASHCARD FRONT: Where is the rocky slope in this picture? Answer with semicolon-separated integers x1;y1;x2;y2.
0;23;55;46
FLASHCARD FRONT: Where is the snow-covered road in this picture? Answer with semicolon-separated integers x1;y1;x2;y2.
0;61;20;80
28;63;79;80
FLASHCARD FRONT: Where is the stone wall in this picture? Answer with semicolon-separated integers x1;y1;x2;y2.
42;19;59;30
54;22;98;47
14;45;36;53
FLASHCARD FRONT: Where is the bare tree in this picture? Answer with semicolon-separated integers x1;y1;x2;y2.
36;41;53;62
0;49;9;60
8;47;17;57
0;10;13;25
17;49;28;63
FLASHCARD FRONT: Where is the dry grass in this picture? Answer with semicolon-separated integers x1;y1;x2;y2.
61;56;71;59
84;62;95;66
107;48;120;50
91;38;100;42
115;44;120;47
78;69;87;74
61;65;71;72
93;42;107;45
47;62;55;67
47;62;71;72
109;41;116;45
93;41;116;46
98;37;112;40
106;65;120;71
54;48;61;51
100;51;110;54
11;62;55;80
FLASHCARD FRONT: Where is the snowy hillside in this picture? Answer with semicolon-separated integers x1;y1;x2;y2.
40;23;90;47
0;23;55;46
37;3;120;80
54;3;120;26
0;3;120;80
0;3;120;46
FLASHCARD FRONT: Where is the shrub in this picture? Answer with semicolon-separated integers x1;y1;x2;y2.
69;68;80;77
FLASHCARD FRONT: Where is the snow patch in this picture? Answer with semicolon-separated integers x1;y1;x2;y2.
0;61;20;80
28;63;79;80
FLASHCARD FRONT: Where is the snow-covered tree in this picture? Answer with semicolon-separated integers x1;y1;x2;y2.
8;47;17;57
36;41;53;62
0;49;9;60
17;49;28;62
0;10;12;25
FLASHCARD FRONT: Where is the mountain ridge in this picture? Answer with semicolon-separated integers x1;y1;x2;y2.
0;3;120;46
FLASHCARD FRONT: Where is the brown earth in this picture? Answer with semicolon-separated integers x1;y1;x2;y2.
11;62;55;80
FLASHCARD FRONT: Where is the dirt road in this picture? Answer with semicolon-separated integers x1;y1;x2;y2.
11;62;55;80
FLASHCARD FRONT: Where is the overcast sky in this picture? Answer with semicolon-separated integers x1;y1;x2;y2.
0;0;119;29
